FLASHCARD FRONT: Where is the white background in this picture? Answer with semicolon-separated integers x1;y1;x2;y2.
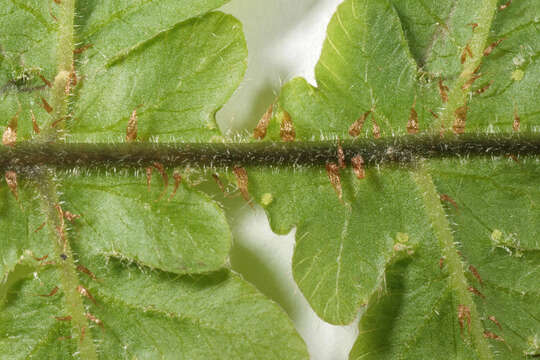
217;1;359;359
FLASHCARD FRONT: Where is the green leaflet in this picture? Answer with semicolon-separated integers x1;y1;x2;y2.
0;256;307;359
72;11;247;142
250;0;540;358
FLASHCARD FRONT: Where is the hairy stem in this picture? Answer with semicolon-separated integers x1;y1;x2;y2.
412;166;493;360
1;133;538;170
34;1;98;358
36;171;98;360
43;0;75;138
439;0;498;131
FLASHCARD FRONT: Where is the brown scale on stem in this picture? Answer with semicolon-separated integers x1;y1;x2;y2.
86;313;104;330
5;171;18;201
73;44;94;54
152;162;169;201
169;172;182;201
80;326;86;342
461;44;473;64
452;105;468;134
439;194;459;212
469;265;483;286
41;97;53;113
280;111;296;142
34;254;49;262
498;0;512;11
474;81;493;95
438;79;449;103
253;104;273;140
145;167;153;191
34;221;47;233
467;286;486;299
3;111;18;147
372;118;381;139
39;286;59;297
63;211;80;221
351;155;365;180
407;101;419;134
55;315;72;322
484;39;505;57
484;331;505;342
458;304;471;332
462;74;482;91
31;110;41;134
489;315;502;330
77;265;97;281
337;141;346;169
126;109;138;142
468;23;479;31
233;166;252;207
39;74;52;88
326;163;342;200
439;257;445;270
77;285;97;305
212;173;228;196
349;111;371;137
513;108;520;132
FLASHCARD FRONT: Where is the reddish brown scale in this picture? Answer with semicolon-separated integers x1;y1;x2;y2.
484;331;505;342
31;110;41;134
126;109;138;142
50;116;67;128
489;315;502;330
77;285;97;305
469;23;479;31
212;173;228;196
73;44;94;54
41;97;53;113
440;194;459;212
39;286;59;297
484;39;504;57
53;0;61;3
145;167;153;191
233;166;253;207
407;102;419;134
461;44;473;64
280;111;296;142
337;142;346;169
80;326;86;342
507;154;519;163
3;111;18;147
467;286;486;299
55;316;72;322
152;162;169;201
430;110;439;119
452;105;468;134
34;221;46;233
253;104;273;140
499;0;512;10
326;163;343;200
349;111;371;137
372;118;381;139
63;211;80;221
86;313;104;329
439;257;445;270
462;74;482;91
49;10;58;22
475;81;493;95
469;265;484;286
351;155;365;180
458;305;471;332
169;172;182;201
77;265;97;280
513;108;520;132
34;254;49;262
5;171;18;201
39;74;52;88
438;79;449;103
